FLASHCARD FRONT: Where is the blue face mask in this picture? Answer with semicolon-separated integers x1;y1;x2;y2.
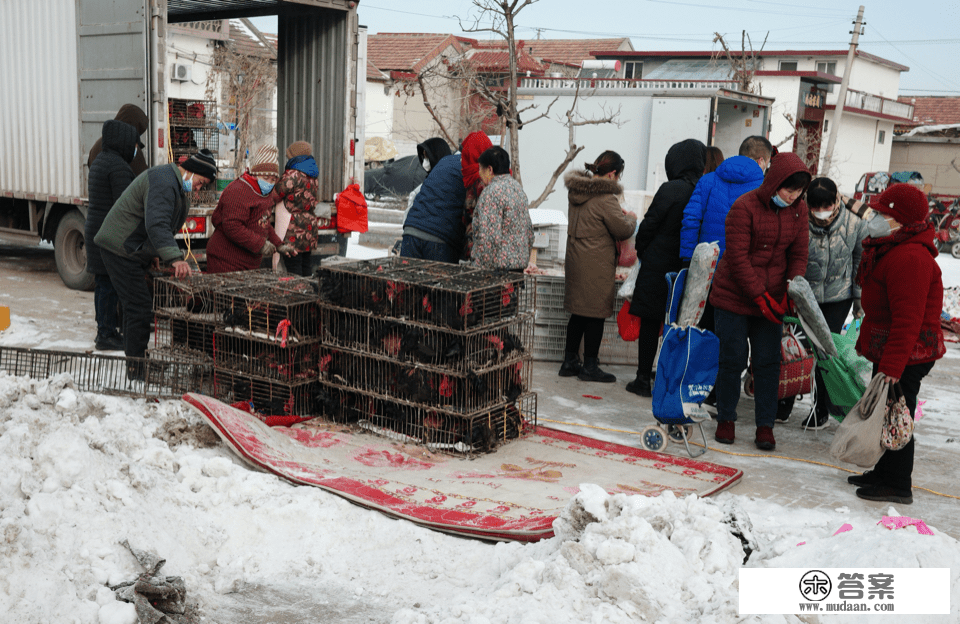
133;146;138;160
182;174;193;193
772;194;790;208
258;179;275;195
866;211;894;238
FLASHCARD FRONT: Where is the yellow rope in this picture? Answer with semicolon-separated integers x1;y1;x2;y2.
536;417;959;500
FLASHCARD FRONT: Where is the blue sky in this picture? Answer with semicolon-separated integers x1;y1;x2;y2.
250;0;959;95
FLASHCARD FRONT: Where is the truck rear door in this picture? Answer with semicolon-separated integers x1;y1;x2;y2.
78;0;149;189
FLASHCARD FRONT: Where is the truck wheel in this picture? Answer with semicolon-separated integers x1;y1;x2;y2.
55;209;95;291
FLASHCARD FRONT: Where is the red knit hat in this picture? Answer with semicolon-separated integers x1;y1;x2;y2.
870;183;928;225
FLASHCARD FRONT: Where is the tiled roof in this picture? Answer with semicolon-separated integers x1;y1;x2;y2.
897;96;960;127
227;20;277;58
367;33;475;74
466;46;546;74
523;38;633;66
367;60;390;82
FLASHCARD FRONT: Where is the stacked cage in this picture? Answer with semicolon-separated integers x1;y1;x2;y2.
315;257;537;455
168;98;219;206
211;275;322;418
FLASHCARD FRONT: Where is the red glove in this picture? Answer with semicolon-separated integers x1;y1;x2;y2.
754;292;786;324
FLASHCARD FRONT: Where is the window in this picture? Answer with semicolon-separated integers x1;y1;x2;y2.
779;60;798;71
624;61;642;80
816;61;838;92
823;119;829;134
878;130;886;144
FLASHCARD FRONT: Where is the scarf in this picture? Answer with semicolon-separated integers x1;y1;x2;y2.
460;131;492;190
856;221;933;287
285;155;319;178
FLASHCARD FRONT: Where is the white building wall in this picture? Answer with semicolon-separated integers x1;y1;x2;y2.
364;80;394;140
820;111;893;193
757;75;803;149
166;34;215;101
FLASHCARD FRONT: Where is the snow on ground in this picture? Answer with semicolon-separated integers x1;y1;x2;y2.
1;249;958;623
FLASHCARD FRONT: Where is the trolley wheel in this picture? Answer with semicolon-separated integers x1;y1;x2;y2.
640;425;667;452
952;241;960;259
744;373;755;397
667;424;693;443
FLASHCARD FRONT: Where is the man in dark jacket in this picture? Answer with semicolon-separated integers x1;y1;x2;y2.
709;152;811;451
87;104;149;177
625;139;706;397
95;150;216;375
86;120;140;351
400;153;466;263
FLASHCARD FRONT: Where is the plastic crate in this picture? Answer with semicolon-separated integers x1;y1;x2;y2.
531;317;637;366
533;224;564;269
529;275;568;322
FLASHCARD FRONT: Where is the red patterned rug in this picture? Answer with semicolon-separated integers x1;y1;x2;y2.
183;393;742;542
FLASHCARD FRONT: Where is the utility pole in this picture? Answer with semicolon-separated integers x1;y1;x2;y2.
821;5;864;175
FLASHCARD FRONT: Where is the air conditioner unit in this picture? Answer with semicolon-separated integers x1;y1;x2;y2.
172;62;192;82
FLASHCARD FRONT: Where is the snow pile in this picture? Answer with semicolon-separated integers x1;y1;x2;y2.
2;371;960;623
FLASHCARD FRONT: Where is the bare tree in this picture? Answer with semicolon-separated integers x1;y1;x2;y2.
206;35;277;171
778;111;826;174
712;31;768;94
459;0;538;183
528;83;620;208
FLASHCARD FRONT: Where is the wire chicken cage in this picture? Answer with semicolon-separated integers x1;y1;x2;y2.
319;385;537;454
168;98;220;207
317;257;531;330
213;369;319;419
215;278;320;340
214;330;320;382
0;346;212;399
319;307;533;374
319;347;530;414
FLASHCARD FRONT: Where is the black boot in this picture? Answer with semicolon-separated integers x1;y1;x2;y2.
558;352;582;377
96;332;124;351
625;374;652;397
578;357;616;383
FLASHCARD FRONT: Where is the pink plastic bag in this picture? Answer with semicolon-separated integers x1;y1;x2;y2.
616;238;637;267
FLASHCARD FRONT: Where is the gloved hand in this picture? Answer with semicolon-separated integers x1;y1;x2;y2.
260;240;277;257
754;292;786;324
852;298;865;318
680;258;691;270
277;243;297;257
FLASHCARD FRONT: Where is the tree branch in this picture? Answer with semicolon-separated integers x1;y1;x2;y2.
415;72;458;148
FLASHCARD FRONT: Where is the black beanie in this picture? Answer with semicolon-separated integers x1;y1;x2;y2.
182;149;218;179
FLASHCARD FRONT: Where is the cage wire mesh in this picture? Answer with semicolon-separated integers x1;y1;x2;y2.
154;312;218;360
319;347;530;414
316;257;531;330
318;384;536;455
215;277;320;339
214;330;320;382
212;369;319;419
168;98;220;207
0;346;212;399
319;306;533;374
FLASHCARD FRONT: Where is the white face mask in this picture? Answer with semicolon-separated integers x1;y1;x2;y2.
811;210;834;220
422;160;432;173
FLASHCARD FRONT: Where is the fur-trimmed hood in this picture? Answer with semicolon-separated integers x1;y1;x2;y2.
564;170;623;206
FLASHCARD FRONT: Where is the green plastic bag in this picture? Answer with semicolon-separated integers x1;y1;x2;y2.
819;319;872;421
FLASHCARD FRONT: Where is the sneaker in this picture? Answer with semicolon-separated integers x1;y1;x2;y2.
755;425;776;451
714;420;735;444
625;376;652;397
775;398;793;423
801;410;830;431
855;485;912;505
847;471;880;487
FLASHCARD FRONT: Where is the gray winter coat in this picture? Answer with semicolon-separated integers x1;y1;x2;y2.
804;209;868;303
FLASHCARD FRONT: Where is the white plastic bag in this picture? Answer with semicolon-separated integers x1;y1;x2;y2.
618;260;641;301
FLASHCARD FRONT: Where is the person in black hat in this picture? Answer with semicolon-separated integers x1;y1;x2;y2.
95;149;217;376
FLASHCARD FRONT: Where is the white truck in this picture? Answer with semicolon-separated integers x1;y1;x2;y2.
0;0;365;290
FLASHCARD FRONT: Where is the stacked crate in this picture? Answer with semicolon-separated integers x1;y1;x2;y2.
315;257;537;455
529;275;637;366
210;276;321;418
168;98;220;207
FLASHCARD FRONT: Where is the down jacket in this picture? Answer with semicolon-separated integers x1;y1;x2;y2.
679;155;765;260
709;152;810;317
629;138;706;319
563;171;637;318
857;227;945;378
805;209;868;303
403;154;466;249
206;173;284;273
85;120;139;275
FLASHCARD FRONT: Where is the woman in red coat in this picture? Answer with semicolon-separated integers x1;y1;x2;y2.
206;145;292;274
709;152;811;451
848;183;945;504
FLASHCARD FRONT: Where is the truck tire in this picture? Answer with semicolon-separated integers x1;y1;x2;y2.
55;209;95;291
